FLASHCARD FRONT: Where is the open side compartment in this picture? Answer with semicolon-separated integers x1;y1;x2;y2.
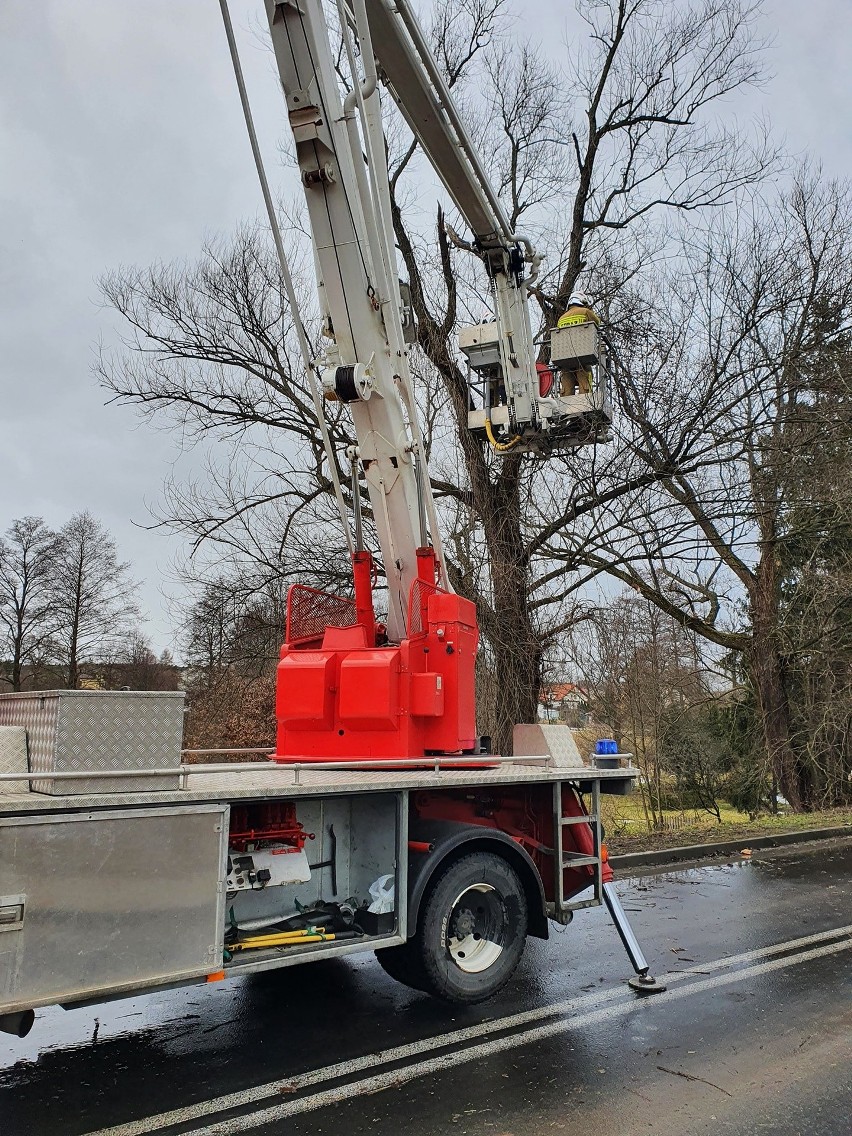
221;791;406;973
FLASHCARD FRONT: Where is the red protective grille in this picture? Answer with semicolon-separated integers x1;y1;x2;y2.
285;583;357;646
408;577;445;637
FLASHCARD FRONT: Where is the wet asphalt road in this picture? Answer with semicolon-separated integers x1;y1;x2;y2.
2;839;850;1136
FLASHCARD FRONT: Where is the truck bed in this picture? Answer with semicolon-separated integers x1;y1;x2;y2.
0;758;636;813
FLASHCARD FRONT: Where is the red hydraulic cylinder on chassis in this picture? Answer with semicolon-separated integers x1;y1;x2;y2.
351;550;377;646
274;547;480;763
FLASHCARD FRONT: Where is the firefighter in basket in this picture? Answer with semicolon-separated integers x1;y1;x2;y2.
556;291;600;395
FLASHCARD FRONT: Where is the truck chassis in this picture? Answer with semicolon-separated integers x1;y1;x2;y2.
0;758;661;1037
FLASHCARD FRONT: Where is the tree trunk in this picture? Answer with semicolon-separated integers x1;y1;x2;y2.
480;462;541;754
67;606;80;689
11;621;23;691
750;553;809;811
489;565;542;754
66;550;84;689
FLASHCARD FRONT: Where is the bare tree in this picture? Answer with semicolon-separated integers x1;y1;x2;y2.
180;568;287;684
92;628;180;691
179;574;286;752
99;0;774;754
556;172;852;808
181;579;240;688
569;591;714;828
51;511;140;688
0;517;60;690
542;0;772;321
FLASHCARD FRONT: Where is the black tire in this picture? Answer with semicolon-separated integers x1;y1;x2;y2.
375;941;430;992
412;851;528;1004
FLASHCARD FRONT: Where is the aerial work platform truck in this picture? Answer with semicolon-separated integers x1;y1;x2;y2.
0;0;660;1040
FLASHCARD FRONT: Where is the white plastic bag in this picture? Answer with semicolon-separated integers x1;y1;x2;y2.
367;873;395;913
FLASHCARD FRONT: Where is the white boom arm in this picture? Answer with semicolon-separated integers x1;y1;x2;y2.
264;0;446;642
360;0;541;428
358;0;611;452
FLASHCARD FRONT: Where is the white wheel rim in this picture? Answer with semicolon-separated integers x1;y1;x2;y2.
447;883;506;974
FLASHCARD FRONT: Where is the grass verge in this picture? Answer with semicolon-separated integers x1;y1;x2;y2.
604;802;852;855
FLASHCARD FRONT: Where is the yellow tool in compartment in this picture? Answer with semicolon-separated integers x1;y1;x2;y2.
229;927;331;952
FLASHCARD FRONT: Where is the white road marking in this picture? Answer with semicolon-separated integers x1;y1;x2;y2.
669;921;852;978
172;935;852;1135
176;936;852;1135
80;924;852;1136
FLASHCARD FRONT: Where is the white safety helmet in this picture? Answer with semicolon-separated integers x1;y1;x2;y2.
567;291;592;308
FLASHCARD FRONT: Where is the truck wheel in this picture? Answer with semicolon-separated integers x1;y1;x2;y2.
415;851;528;1004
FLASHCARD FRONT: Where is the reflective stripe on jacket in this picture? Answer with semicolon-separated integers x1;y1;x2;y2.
557;305;600;328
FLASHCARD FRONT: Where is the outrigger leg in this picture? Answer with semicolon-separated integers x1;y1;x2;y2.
602;881;667;995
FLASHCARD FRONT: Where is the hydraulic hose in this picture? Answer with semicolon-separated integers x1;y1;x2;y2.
484;418;522;452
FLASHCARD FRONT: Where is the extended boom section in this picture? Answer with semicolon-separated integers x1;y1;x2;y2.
266;0;480;762
361;0;612;453
265;0;437;644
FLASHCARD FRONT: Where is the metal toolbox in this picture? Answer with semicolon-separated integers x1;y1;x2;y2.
550;321;600;368
0;805;226;1013
0;690;185;795
458;321;501;370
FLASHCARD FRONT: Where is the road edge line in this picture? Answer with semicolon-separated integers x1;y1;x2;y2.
176;935;852;1136
610;825;852;871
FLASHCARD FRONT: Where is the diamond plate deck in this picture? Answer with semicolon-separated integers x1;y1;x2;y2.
0;760;637;813
0;726;29;794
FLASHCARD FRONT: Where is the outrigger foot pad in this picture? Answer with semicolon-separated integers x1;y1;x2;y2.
628;973;666;995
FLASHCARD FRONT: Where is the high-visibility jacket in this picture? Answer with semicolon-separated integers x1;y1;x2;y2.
555;304;599;395
557;304;600;329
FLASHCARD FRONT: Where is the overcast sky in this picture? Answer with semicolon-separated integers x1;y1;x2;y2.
1;0;850;655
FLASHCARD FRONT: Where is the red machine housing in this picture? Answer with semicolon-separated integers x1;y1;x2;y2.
274;552;479;762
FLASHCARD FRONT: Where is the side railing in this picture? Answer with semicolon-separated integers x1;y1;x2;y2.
0;752;562;791
284;583;357;646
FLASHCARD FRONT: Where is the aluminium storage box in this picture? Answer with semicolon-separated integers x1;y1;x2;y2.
458;321;501;370
0;690;185;795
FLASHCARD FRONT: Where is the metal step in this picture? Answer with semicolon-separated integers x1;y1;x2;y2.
561;853;599;868
557;895;599;913
552;778;604;913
